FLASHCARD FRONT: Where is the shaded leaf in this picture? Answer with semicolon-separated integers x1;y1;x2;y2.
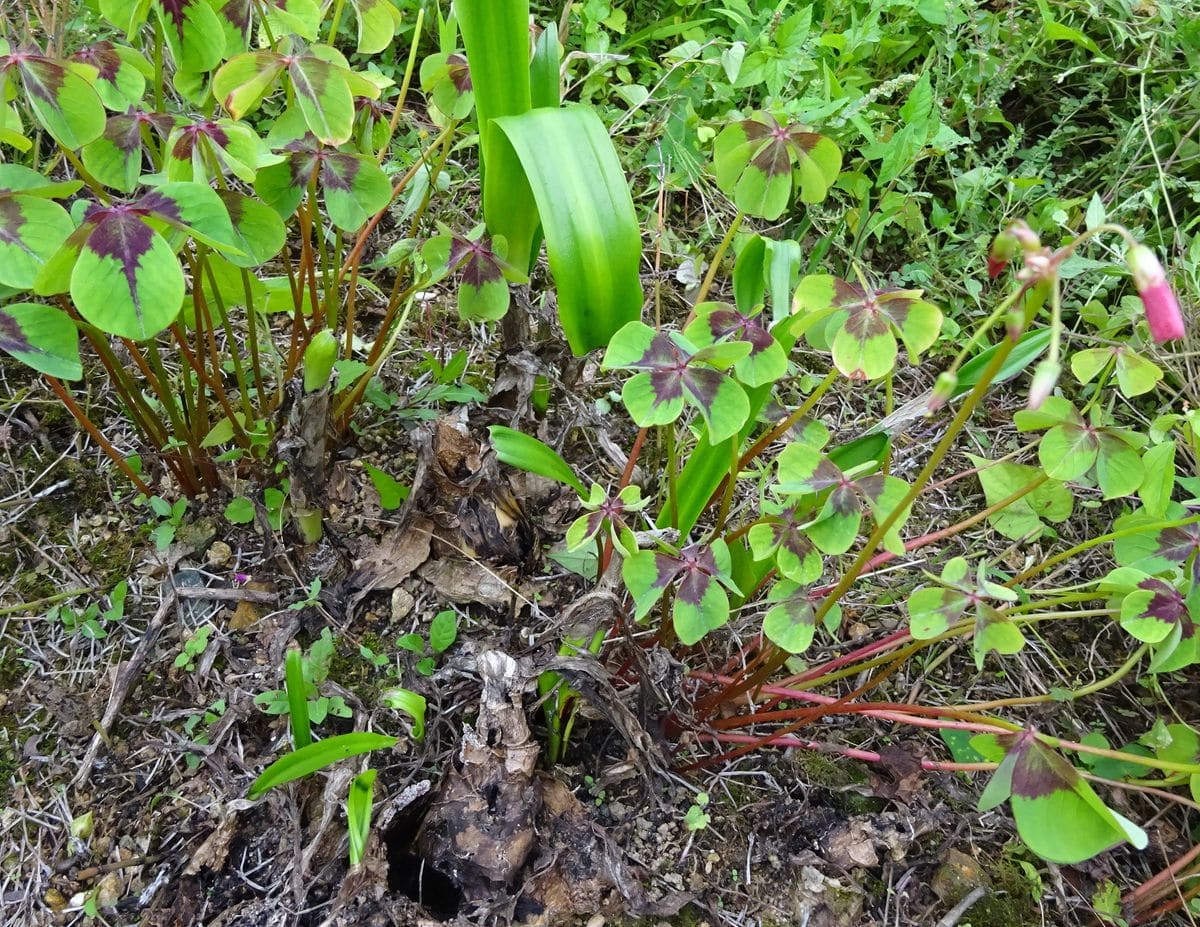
0;301;82;379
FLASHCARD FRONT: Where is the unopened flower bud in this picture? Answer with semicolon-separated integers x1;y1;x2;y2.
1008;220;1040;252
928;371;957;411
302;329;338;393
1027;359;1061;410
1126;245;1185;344
988;231;1018;279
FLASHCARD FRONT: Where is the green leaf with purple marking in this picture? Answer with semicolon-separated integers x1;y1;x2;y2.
140;181;239;252
425;231;527;322
420;52;474;121
0;190;76;290
254;121;390;230
763;581;822;654
154;0;226;73
565;484;647;553
0;302;81;379
824;278;942;381
712;113;841;220
1118;576;1187;644
165;117;278;183
978;729;1147;864
288;53;354;145
776;445;911;555
349;0;404;54
623;540;738;645
320;149;392;230
0;48;106;148
684;302;787;387
217;0;321;52
82;111;176;192
70;42;149;111
69;204;186;339
747;504;822;583
217;190;286;267
1017;398;1145;497
213;51;288;118
602;321;750;443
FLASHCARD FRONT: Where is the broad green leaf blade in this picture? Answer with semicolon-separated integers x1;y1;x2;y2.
456;0;531;190
72;214;184;339
489;426;586;496
285;648;312;749
763;581;818;654
213;51;287;118
529;22;561;108
0;195;75;289
1038;424;1099;481
82;114;150;192
0;301;82;379
247;732;397;799
143;181;240;252
347;769;377;866
1138;441;1175;517
491;105;643;354
71;42;148;111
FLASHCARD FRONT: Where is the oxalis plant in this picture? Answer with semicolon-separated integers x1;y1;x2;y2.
496;113;1200;904
0;0;640;542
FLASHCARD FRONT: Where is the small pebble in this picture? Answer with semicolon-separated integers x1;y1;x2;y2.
205;542;232;568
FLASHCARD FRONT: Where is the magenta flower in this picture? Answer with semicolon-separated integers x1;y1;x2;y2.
1127;245;1185;344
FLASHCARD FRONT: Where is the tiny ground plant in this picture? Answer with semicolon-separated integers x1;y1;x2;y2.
496;105;1198;876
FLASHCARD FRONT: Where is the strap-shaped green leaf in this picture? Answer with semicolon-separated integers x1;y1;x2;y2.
489;425;585;496
491;106;643;354
248;732;397;799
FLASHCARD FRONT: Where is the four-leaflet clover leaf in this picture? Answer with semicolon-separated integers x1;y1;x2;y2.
747;502;822;583
1014;396;1145;500
683;301;788;387
712;112;842;220
602;321;751;442
775;443;912;555
1098;567;1199;673
795;274;943;381
762;581;841;655
906;557;1025;669
423;228;528;322
622;539;742;646
565;483;649;554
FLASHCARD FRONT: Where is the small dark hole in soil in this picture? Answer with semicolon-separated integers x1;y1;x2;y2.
484;782;500;813
383;796;463;920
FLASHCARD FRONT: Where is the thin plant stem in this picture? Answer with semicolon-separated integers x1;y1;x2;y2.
196;250;255;424
44;378;152;495
376;7;425;163
240;268;269;418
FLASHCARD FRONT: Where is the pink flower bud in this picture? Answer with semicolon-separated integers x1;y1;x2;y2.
1008;220;1040;251
1027;360;1060;411
1126;245;1185;344
928;371;957;411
